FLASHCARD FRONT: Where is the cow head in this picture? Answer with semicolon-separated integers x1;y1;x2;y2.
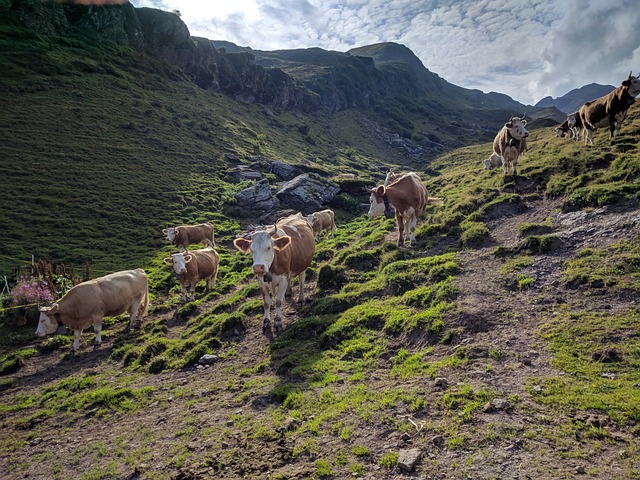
36;304;59;337
622;71;640;97
233;229;292;277
505;116;529;140
164;252;192;274
306;214;316;227
368;186;395;218
163;227;178;243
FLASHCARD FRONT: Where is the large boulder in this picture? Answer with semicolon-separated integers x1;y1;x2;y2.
234;178;279;214
275;173;340;212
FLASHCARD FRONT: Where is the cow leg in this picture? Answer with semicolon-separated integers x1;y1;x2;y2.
407;214;418;247
273;275;289;332
512;155;518;176
395;211;405;246
297;271;306;304
258;278;272;333
93;317;103;346
73;329;82;351
127;299;141;330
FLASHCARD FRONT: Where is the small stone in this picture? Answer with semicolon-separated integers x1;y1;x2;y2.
198;354;218;365
398;448;422;472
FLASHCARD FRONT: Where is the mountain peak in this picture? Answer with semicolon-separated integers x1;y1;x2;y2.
347;42;429;74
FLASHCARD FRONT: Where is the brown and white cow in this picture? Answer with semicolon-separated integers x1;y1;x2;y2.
578;72;640;145
368;172;442;247
307;209;337;239
233;214;315;333
164;247;219;302
36;269;149;351
483;116;529;175
555;113;577;138
162;223;215;252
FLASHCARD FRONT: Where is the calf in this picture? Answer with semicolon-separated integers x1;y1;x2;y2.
555;113;577;138
368;172;442;247
164;247;219;302
234;214;315;333
578;72;640;145
36;269;149;351
163;223;215;252
483;116;529;175
307;209;337;239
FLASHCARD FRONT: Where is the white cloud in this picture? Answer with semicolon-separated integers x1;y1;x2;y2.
129;0;640;105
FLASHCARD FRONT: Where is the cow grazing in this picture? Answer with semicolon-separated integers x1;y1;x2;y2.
36;269;149;351
307;209;337;239
162;223;215;252
368;172;442;247
483;116;529;175
233;214;315;333
164;247;219;302
570;111;583;141
555;113;577;138
578;72;640;145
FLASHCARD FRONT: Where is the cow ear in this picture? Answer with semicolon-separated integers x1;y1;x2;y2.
375;185;386;196
162;229;168;235
234;238;252;253
163;257;173;264
521;120;527;126
622;79;631;87
273;236;291;251
505;122;513;128
184;254;193;263
40;303;58;315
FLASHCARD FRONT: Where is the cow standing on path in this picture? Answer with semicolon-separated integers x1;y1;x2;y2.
234;214;315;333
368;172;442;247
483;116;529;175
307;209;337;239
164;248;219;302
577;72;640;145
36;269;149;351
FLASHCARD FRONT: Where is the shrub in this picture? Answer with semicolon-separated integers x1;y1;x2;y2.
9;276;54;306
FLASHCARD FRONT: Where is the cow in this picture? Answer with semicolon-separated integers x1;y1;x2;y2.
164;247;219;302
368;172;442;247
233;213;315;333
554;113;577;138
570;111;583;141
483;116;529;175
577;72;640;145
307;209;337;239
162;223;215;252
36;269;149;351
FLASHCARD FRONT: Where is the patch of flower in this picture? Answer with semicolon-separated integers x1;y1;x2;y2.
10;276;54;306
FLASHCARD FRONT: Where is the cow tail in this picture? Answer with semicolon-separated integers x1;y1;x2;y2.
141;284;150;318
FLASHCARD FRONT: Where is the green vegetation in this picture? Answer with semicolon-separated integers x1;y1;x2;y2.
2;8;640;480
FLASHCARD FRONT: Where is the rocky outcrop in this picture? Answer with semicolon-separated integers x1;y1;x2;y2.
275;173;340;212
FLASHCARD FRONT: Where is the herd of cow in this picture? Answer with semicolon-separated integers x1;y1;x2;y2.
34;72;640;351
485;72;640;176
35;209;340;349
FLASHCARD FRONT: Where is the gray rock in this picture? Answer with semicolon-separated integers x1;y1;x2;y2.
275;173;339;211
397;448;422;472
198;354;218;365
270;160;301;180
235;178;280;212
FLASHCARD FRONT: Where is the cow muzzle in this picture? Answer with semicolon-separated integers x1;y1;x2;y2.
252;264;266;276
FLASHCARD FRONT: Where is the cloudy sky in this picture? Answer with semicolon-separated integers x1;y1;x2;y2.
129;0;640;106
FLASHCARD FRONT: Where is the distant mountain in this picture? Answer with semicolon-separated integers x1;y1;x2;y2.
535;83;616;114
3;1;565;153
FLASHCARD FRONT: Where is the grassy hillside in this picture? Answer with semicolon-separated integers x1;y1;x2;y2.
0;23;406;277
1;18;640;480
